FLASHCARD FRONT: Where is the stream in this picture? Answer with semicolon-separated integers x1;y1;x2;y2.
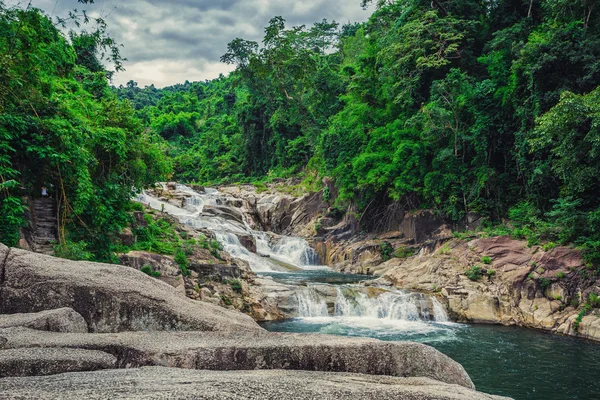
140;185;600;400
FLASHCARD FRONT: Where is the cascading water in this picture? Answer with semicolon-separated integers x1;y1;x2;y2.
296;286;449;322
137;184;322;273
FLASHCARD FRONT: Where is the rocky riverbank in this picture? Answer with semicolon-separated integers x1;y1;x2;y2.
204;182;600;342
0;243;506;399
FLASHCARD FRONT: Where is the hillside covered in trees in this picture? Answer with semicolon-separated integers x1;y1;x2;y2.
0;1;170;260
120;0;600;262
2;0;600;263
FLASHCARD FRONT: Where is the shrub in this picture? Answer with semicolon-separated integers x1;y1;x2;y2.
141;265;161;278
393;246;415;259
542;242;558;252
465;265;483;281
538;277;552;290
174;248;191;276
323;186;331;202
229;279;243;293
555;271;566;279
438;244;451;255
380;242;393;261
53;241;93;261
481;256;492;265
589;293;600;308
487;269;496;277
573;304;592;332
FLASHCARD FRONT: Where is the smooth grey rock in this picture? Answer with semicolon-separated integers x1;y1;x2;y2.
0;328;473;388
0;348;116;377
0;308;88;333
0;367;512;399
0;245;261;333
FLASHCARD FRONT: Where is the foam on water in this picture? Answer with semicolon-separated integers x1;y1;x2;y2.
137;184;324;273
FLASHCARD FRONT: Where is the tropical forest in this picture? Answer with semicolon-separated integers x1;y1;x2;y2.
1;1;600;399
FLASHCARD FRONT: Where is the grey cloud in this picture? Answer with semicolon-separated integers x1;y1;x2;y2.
7;0;372;87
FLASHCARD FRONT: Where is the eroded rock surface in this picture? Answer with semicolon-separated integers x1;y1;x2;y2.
378;236;600;341
0;327;474;388
0;308;88;333
0;367;511;400
0;348;116;378
0;244;261;333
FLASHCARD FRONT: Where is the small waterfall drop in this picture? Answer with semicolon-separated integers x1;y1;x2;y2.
296;287;329;318
297;286;449;323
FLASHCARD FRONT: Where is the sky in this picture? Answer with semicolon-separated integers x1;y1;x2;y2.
6;0;372;87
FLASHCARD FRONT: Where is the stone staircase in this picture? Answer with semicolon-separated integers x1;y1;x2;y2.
31;198;58;254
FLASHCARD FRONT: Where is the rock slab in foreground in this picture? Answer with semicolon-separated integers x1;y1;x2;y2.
0;308;88;333
0;348;116;378
0;367;512;400
0;327;473;389
0;244;260;333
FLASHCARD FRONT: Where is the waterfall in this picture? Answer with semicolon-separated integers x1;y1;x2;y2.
296;287;329;318
137;184;321;273
297;286;449;323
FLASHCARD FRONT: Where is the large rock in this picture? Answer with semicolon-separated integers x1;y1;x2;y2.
0;244;261;333
0;367;511;400
118;251;186;296
378;237;600;341
0;327;474;388
0;308;87;333
0;348;116;378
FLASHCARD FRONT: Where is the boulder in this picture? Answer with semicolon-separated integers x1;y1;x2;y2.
118;227;135;247
0;367;511;400
0;327;474;389
0;348;116;378
0;308;88;333
0;244;261;333
236;233;257;253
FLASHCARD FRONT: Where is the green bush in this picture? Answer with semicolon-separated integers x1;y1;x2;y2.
538;277;552;290
438;244;451;255
53;241;93;261
589;293;600;308
465;265;483;281
481;256;492;265
555;271;566;279
174;248;191;276
487;269;496;277
393;246;415;259
229;279;243;293
380;242;393;261
141;265;161;278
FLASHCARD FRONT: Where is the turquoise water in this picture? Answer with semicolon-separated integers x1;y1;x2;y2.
262;315;600;400
259;269;374;285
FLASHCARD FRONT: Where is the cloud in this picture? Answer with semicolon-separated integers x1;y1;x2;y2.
5;0;371;87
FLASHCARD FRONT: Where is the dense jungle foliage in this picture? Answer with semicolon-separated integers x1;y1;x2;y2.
0;1;171;260
120;0;600;262
2;0;600;263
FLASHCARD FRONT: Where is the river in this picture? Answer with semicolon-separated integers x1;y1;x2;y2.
141;185;600;400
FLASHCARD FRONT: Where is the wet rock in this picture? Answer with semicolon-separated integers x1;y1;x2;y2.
0;367;512;400
236;233;257;253
0;348;116;378
0;327;475;389
0;244;262;333
0;308;88;333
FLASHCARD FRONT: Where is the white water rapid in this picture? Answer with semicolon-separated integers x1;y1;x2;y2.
137;184;323;273
296;286;449;322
